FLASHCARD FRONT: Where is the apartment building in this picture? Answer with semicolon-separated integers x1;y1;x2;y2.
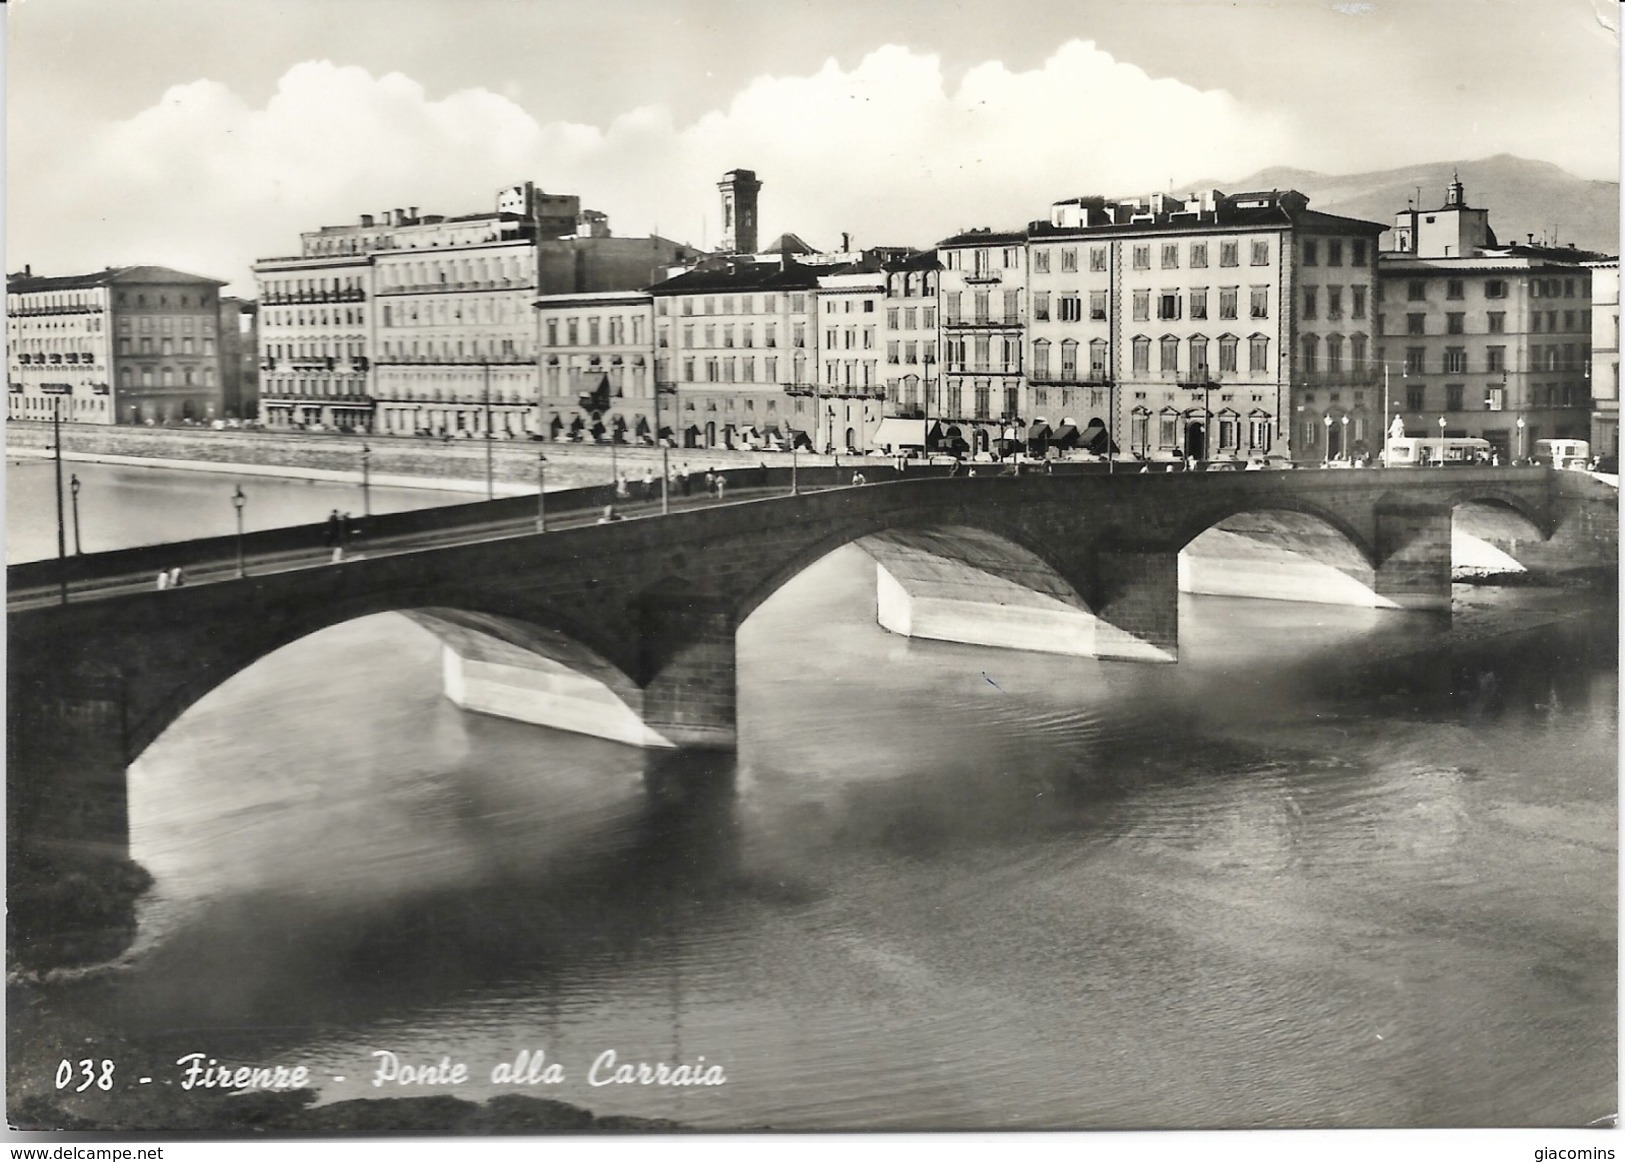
648;258;824;451
870;252;941;451
936;230;1028;456
535;291;658;441
1587;259;1618;458
815;267;886;453
7;265;227;426
254;184;701;435
1376;178;1606;461
1029;188;1384;464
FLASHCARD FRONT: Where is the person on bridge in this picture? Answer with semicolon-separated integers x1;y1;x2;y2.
715;473;727;502
642;468;656;499
155;570;170;591
851;470;866;486
168;566;185;588
597;504;624;523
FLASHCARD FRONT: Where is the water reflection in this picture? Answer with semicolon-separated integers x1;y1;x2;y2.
64;546;1616;1129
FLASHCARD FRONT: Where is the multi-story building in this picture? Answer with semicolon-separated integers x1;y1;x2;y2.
936;230;1028;456
7;265;227;426
815;266;886;453
875;252;941;446
535;291;659;441
648;257;824;451
1028;189;1384;465
217;296;259;420
1376;178;1606;461
254;186;701;435
1585;259;1617;458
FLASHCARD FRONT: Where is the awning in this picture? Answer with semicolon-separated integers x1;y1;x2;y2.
1027;421;1051;443
872;417;927;448
1080;418;1118;454
788;428;814;449
1051;423;1080;447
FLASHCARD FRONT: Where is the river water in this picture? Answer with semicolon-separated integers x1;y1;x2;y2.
9;462;1617;1131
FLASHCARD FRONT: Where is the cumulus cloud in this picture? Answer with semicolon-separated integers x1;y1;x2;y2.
14;45;1293;293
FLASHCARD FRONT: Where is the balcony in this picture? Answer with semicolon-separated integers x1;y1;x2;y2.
942;318;1022;330
1028;372;1114;387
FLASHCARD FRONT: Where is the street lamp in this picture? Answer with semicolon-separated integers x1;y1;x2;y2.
1516;414;1526;462
231;485;247;579
360;442;372;516
791;432;799;496
1323;413;1333;467
1437;414;1448;465
1340;413;1349;463
69;473;82;555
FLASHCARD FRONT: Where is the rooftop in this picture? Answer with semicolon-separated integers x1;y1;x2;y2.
7;265;227;294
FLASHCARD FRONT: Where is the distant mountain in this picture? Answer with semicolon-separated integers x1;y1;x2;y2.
1180;155;1619;256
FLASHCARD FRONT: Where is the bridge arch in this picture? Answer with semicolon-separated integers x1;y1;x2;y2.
1168;495;1379;566
124;586;645;765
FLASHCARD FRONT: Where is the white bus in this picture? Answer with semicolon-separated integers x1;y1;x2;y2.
1384;436;1493;467
1530;439;1590;469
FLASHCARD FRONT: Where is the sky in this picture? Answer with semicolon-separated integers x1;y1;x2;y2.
6;0;1620;296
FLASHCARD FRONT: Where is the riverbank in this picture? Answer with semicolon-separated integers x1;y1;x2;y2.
5;421;846;494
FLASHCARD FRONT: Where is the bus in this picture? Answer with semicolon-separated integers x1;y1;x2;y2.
1383;436;1493;467
1530;439;1590;469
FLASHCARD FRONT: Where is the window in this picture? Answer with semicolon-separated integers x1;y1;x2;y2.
1160;335;1179;373
1132;290;1150;322
1325;334;1343;371
945;292;962;323
1353;240;1367;267
1033;292;1051;321
1303;287;1318;319
1190;288;1208;320
1033;340;1050;379
1061;248;1078;272
1303;239;1319;266
1003;290;1020;323
1161;244;1179;269
1302;334;1319;372
1089;247;1107;272
1159;291;1183;320
1220;287;1238;320
1132;410;1150;451
1060;340;1078;380
1446;383;1464;410
1219;335;1239;373
1446;278;1465;300
1033;250;1051;274
1249;287;1268;319
1003;247;1019;268
1485;279;1507;299
973;293;989;323
1351;334;1367;369
1190;336;1209;376
1219;241;1239;268
1089;340;1107;378
1406;385;1425;411
1250;240;1270;266
1405;346;1426;374
1190;243;1208;269
1407;313;1426;335
1058;295;1082;322
1132;336;1150;374
1327;240;1343;267
1248;335;1269;373
1352;286;1367;320
1446;312;1464;335
1487;345;1506;372
1407;279;1426;301
1443;347;1467;374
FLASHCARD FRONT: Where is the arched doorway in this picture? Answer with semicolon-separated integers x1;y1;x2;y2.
705;421;717;447
1185;421;1206;460
845;426;856;452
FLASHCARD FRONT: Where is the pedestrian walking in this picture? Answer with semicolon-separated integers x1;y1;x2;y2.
156;570;170;591
168;566;185;588
642;468;656;500
851;470;866;486
325;509;342;549
615;474;630;501
715;474;727;502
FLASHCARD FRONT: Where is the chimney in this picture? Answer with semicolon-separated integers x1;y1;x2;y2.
360;214;374;227
408;206;418;219
841;232;852;253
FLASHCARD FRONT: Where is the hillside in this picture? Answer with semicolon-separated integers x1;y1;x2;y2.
1182;155;1618;256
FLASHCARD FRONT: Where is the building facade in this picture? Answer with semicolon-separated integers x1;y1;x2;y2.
253;186;702;435
8;265;227;426
1376;178;1604;461
535;291;658;442
815;268;886;453
1586;259;1618;458
936;230;1028;456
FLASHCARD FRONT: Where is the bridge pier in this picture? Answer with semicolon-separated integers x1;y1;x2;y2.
1374;502;1454;611
1087;543;1180;661
639;592;738;749
7;661;131;859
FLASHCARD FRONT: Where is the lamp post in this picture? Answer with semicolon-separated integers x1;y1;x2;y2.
1437;414;1448;465
360;442;371;516
53;395;66;605
1517;414;1526;462
791;430;799;496
69;473;82;555
652;383;670;515
1340;413;1349;463
231;484;247;579
535;450;547;532
483;361;495;501
1322;414;1333;467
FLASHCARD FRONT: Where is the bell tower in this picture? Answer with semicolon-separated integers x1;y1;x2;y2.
718;169;762;254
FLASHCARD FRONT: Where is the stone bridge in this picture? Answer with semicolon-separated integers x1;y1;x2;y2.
7;466;1614;858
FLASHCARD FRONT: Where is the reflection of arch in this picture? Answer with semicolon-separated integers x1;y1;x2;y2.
1437;488;1552;537
126;591;642;764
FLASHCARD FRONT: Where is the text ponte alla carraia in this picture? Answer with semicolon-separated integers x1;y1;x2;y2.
366;1048;726;1088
